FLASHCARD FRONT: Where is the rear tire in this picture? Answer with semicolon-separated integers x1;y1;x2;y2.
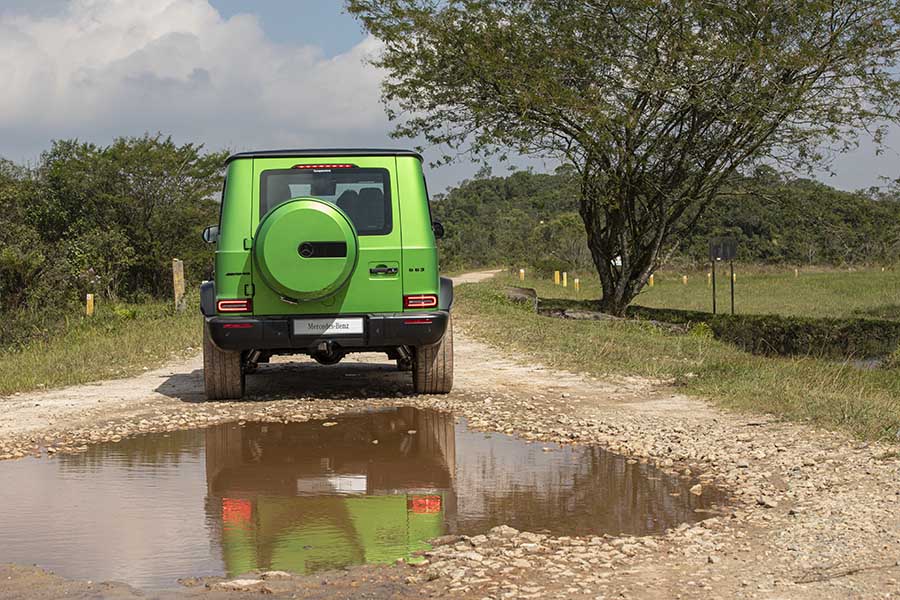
412;315;454;394
203;323;245;400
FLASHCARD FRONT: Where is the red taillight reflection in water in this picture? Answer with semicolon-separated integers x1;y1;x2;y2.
222;498;252;524
408;495;442;514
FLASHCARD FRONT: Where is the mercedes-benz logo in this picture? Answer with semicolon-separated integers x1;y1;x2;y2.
298;242;314;258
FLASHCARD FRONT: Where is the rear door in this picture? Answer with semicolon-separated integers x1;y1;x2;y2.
250;156;404;316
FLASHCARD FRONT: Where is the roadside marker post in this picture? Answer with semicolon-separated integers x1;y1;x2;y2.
574;278;580;292
519;268;525;281
562;272;568;288
172;258;187;312
682;275;688;285
649;274;655;287
554;271;560;285
85;294;95;317
730;264;735;314
794;268;799;278
709;237;738;315
707;272;712;287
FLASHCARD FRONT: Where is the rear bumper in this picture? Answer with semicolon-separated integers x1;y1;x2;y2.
206;311;450;352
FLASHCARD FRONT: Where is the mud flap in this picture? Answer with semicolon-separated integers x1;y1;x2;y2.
439;276;454;311
200;280;216;316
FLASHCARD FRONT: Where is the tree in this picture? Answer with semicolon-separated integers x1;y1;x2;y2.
0;135;226;348
348;0;900;314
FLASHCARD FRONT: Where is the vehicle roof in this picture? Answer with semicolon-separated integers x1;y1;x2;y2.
225;148;423;165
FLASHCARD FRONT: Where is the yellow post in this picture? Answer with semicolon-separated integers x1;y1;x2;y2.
649;274;655;287
554;270;560;285
172;258;186;312
85;293;95;317
794;268;799;278
732;272;736;284
519;268;525;281
574;278;580;292
562;272;568;287
707;272;712;287
682;275;688;285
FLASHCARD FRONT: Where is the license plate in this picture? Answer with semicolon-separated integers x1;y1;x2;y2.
293;317;364;336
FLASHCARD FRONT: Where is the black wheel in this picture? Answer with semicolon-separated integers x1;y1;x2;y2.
412;315;453;394
203;323;245;400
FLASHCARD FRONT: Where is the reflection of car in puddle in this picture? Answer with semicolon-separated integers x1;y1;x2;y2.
204;408;456;575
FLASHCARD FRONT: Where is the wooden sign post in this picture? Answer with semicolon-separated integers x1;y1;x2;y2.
172;259;186;312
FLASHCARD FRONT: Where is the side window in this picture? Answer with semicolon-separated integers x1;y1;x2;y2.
259;168;392;236
217;177;226;231
423;175;434;223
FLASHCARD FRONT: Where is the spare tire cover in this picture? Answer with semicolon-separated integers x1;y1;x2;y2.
254;198;359;301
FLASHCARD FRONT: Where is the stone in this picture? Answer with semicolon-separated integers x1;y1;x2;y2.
489;525;520;539
260;571;292;579
215;579;266;591
757;496;779;509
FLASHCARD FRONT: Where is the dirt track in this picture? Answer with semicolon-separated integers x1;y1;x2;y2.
1;270;899;599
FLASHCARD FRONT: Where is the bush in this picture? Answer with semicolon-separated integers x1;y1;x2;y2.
626;305;900;359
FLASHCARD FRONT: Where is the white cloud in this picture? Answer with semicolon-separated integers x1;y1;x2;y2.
0;0;893;192
0;0;391;159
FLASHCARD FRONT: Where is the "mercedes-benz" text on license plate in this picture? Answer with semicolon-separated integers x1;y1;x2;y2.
293;317;364;336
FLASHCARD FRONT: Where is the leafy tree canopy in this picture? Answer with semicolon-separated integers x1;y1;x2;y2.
0;134;225;348
349;0;900;314
433;166;900;270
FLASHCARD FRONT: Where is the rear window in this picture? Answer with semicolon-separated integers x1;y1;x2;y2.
260;168;391;236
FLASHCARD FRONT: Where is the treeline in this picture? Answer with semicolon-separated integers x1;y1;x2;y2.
3;136;897;349
0;135;224;348
432;166;900;271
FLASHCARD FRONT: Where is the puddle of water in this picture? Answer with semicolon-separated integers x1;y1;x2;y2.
0;408;725;589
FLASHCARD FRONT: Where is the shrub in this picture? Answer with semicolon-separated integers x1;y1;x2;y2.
689;322;715;339
626;305;900;359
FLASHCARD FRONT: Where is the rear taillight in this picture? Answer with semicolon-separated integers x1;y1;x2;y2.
217;299;252;313
403;294;438;309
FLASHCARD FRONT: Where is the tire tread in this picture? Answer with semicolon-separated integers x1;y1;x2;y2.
413;316;453;394
203;324;244;400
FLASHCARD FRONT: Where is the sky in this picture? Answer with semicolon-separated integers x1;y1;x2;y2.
0;0;895;192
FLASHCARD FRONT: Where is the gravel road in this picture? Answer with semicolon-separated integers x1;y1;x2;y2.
1;270;898;599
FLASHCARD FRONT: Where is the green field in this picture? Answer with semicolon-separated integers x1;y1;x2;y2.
0;299;201;397
456;273;900;441
518;267;900;320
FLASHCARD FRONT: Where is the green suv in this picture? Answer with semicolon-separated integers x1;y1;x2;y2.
200;149;453;400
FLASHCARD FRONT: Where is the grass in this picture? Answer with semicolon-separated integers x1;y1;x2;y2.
0;298;201;396
455;275;900;441
525;266;900;319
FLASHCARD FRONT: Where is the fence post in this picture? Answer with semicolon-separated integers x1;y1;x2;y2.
172;258;186;312
85;294;95;317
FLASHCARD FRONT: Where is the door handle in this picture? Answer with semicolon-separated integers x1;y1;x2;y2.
370;265;398;275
